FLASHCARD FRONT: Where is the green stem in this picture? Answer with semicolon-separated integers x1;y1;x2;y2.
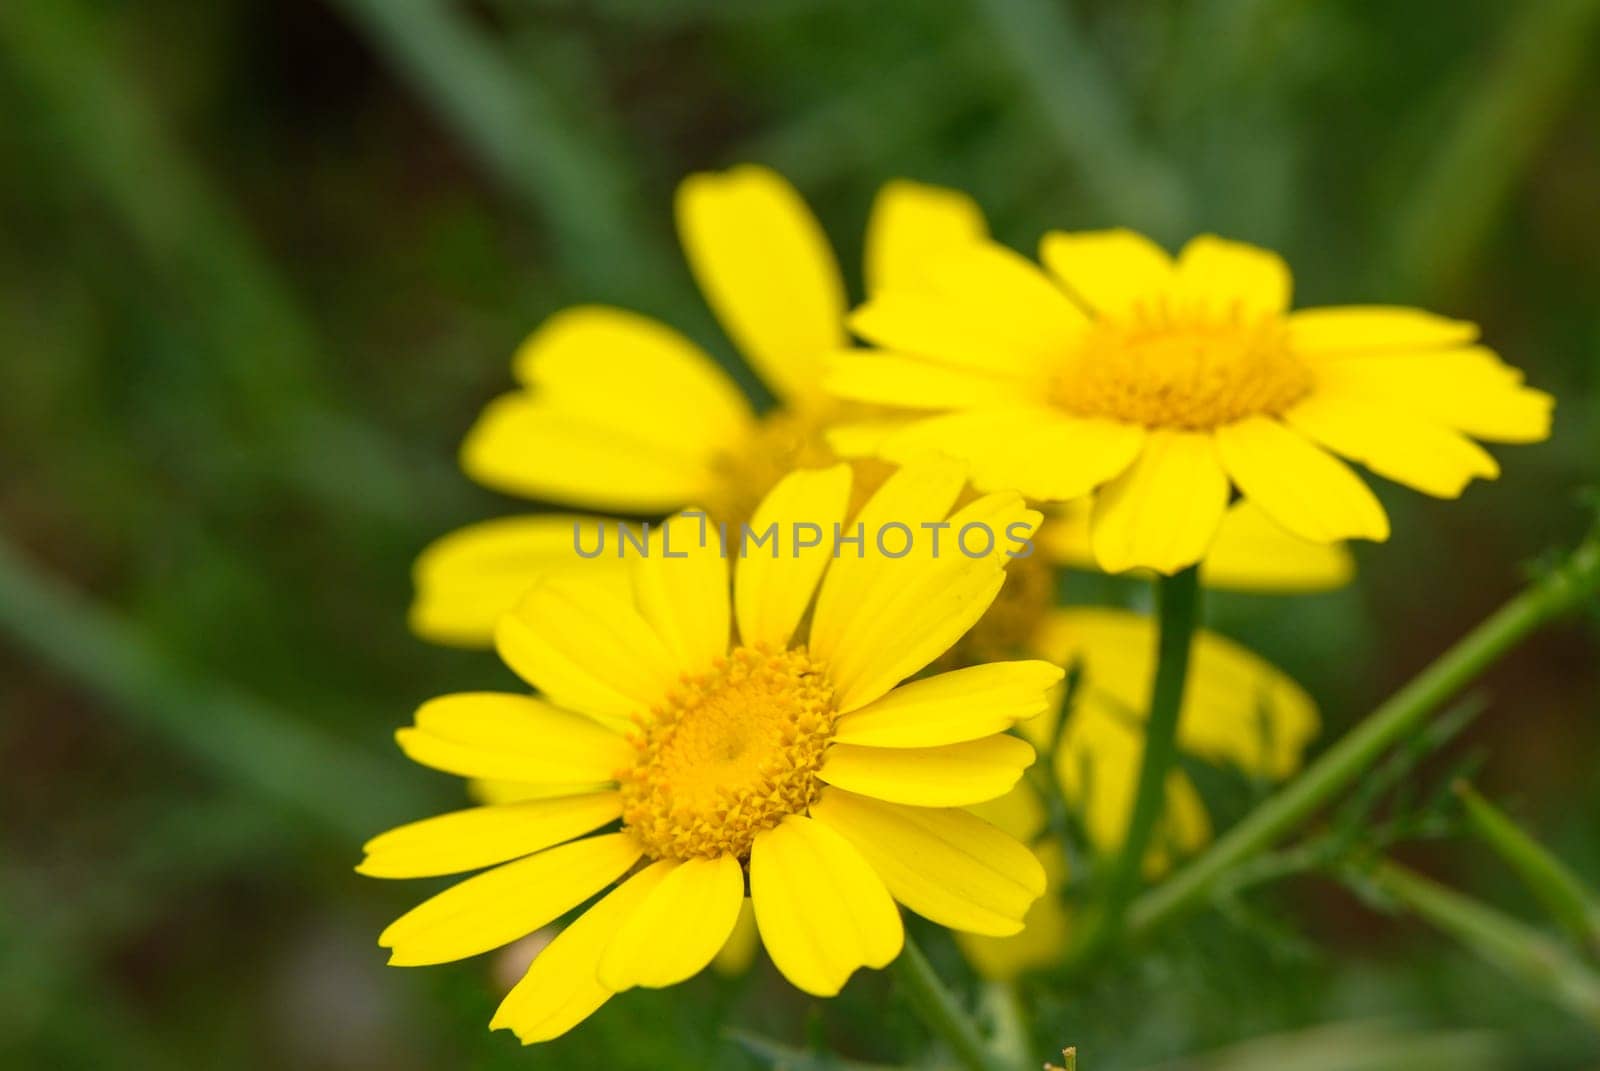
1127;535;1600;942
1455;781;1600;956
1358;859;1600;1029
1076;566;1201;959
891;934;1009;1071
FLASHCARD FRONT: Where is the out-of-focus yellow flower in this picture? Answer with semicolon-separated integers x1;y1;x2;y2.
956;608;1319;979
411;168;987;646
828;226;1553;576
364;462;1059;1042
952;490;1354;670
1038;498;1354;593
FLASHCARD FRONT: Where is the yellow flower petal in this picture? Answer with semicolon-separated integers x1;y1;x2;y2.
955;840;1071;980
1090;430;1229;575
379;832;641;966
1288;306;1479;355
831;661;1064;748
749;816;903;997
496;574;680;729
877;409;1146;503
810;788;1045;936
1038;228;1174;316
811;459;966;675
597;854;744;990
676;165;846;407
396;693;630;785
824;350;1037;409
864;179;989;296
825;420;904;459
469;779;613;805
1198;501;1354;592
1214;416;1390;544
1287;394;1500;498
630;512;730;673
491;861;670;1044
1053;697;1211;874
359;793;622;879
1039;499;1354;593
820;735;1035;807
1173;235;1291;316
815;486;1042;712
409;515;630;648
1309;349;1554;443
912;241;1090;344
967;782;1047;842
713;899;759;977
734;464;853;650
510;304;754;445
1032;609;1320;781
848;293;1060;380
462;393;720;513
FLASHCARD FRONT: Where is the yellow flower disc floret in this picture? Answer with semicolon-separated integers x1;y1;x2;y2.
619;644;838;861
1055;299;1312;430
704;411;837;528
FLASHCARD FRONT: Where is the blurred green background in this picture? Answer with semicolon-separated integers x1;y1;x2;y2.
2;0;1598;1068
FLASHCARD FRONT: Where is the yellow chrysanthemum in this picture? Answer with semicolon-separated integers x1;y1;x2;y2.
958;608;1319;979
364;461;1059;1042
410;167;988;646
827;227;1554;575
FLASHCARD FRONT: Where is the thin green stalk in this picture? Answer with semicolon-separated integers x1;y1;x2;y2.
1127;534;1600;942
979;980;1031;1070
1358;859;1600;1029
1455;781;1600;956
891;934;1011;1071
1073;566;1201;960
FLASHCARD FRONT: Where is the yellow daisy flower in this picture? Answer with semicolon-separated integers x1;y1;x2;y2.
410;167;987;646
364;461;1058;1042
827;228;1554;575
959;608;1318;979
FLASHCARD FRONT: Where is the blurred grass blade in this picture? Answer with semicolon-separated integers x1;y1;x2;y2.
1386;0;1600;298
1455;781;1600;956
975;0;1190;237
725;1028;910;1071
329;0;680;307
1358;859;1600;1031
0;0;433;526
737;37;992;191
1134;1019;1503;1071
0;534;435;840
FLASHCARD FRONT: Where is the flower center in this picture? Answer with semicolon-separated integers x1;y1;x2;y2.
1053;307;1312;429
705;411;838;529
619;645;838;861
704;408;893;529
